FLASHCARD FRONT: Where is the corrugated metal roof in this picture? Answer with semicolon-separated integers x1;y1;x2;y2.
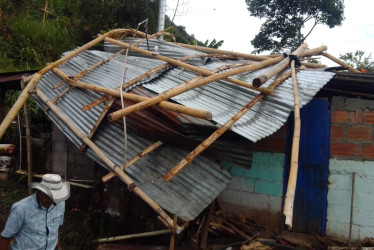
142;66;334;142
104;38;208;66
32;50;232;221
32;41;335;221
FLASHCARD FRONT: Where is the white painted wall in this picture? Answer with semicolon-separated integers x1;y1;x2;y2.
327;159;374;240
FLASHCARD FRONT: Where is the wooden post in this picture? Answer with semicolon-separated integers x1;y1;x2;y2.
21;77;33;194
169;214;177;250
199;202;215;249
283;59;301;229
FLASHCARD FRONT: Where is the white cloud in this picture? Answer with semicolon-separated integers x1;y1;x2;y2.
166;0;374;66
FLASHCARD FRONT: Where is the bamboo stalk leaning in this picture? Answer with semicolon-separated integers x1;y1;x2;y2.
283;60;302;230
108;56;283;122
52;68;212;120
322;52;361;73
35;89;182;233
102;141;164;182
0;28;135;140
163;70;293;182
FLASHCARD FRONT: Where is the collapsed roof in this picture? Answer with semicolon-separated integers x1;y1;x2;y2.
0;29;348;230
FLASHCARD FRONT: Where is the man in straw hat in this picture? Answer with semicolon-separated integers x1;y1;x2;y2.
0;174;70;250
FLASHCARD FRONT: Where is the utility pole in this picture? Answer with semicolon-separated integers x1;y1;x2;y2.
158;0;166;40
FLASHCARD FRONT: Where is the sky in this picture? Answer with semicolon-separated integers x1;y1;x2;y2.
165;0;374;66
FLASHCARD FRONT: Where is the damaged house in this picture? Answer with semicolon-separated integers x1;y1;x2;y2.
1;28;373;244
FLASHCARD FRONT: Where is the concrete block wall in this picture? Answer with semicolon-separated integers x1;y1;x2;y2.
51;124;94;180
219;125;286;226
327;96;374;240
220;152;285;226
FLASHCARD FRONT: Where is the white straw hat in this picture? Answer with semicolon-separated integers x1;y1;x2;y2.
30;174;70;203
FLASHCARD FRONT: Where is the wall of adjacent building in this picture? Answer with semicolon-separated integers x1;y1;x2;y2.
327;96;374;240
219;125;287;226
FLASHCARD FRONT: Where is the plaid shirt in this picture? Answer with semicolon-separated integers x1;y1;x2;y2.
1;193;65;250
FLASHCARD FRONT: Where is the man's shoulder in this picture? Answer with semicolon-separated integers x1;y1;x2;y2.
12;194;36;210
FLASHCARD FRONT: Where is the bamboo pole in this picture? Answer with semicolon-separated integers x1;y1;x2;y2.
299;45;327;57
52;68;212;120
283;59;301;229
15;170;93;189
92;229;171;243
102;141;164;182
252;44;309;87
0;29;132;140
83;54;242;112
105;37;273;95
321;52;361;73
108;56;283;122
175;43;271;61
301;62;326;69
21;77;33;195
169;214;177;250
163;70;293;182
35;89;181;232
0;144;15;154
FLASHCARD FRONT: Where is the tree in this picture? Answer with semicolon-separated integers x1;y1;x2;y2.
339;50;374;72
245;0;345;53
203;39;224;49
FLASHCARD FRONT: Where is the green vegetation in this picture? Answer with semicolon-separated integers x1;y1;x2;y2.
0;0;223;73
0;0;161;72
340;50;374;72
245;0;345;53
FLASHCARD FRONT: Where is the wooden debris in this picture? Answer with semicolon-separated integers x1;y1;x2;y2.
199;202;215;249
241;240;272;250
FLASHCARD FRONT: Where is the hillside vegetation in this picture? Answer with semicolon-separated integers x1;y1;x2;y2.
0;0;203;73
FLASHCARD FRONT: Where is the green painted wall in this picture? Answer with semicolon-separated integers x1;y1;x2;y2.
220;152;285;214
